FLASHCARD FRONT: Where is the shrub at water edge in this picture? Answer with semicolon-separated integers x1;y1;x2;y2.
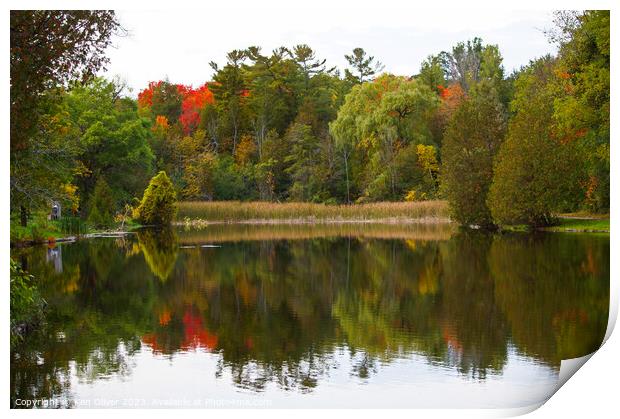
135;171;177;225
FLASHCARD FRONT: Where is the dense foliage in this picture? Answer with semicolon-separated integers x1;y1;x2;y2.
441;82;506;227
9;10;610;230
87;177;116;228
10;10;120;152
550;11;610;213
488;57;584;226
135;171;178;225
10;259;45;346
488;11;609;225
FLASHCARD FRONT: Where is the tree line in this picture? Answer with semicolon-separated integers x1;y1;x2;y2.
10;10;609;229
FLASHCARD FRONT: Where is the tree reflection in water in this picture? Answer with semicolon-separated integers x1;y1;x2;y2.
10;225;609;405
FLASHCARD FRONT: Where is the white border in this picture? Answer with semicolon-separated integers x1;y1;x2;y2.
2;1;617;418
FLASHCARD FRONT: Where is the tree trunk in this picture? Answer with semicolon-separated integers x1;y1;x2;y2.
343;150;350;204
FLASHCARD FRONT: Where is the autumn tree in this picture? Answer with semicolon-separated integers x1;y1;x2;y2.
182;152;216;201
414;144;439;198
437;38;510;104
138;80;185;124
431;83;466;147
179;83;215;134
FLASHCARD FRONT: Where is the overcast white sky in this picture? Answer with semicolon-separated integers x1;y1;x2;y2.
103;7;560;95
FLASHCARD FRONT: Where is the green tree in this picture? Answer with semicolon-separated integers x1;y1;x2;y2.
550;11;610;212
330;74;438;201
136;171;177;225
87;177;116;228
10;259;45;346
291;44;335;92
244;47;286;159
261;129;293;200
64;78;154;208
212;156;249;200
440;81;507;228
488;57;585;226
10;10;120;152
209;50;248;154
10;11;120;226
284;123;324;201
417;55;446;93
344;47;385;84
10;91;80;226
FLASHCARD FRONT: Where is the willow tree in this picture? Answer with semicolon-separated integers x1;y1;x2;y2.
330;74;438;202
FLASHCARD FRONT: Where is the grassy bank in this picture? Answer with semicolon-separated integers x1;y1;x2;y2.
501;216;610;233
177;200;450;223
10;213;68;244
10;211;141;247
542;217;610;233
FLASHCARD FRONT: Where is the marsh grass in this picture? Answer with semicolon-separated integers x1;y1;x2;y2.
178;200;450;223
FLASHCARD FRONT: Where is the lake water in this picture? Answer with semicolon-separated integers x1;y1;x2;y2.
10;224;609;408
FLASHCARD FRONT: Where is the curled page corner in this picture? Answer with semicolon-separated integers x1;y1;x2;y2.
603;284;618;344
495;402;549;418
514;353;597;416
556;352;595;393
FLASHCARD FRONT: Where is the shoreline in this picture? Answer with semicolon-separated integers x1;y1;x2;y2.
10;231;135;248
11;215;609;248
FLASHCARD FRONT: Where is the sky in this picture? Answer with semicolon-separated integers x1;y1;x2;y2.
103;7;560;96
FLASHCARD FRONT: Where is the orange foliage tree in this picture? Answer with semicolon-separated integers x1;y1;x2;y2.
138;81;215;134
179;83;215;134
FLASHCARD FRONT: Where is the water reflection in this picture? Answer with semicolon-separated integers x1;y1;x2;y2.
10;225;609;407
